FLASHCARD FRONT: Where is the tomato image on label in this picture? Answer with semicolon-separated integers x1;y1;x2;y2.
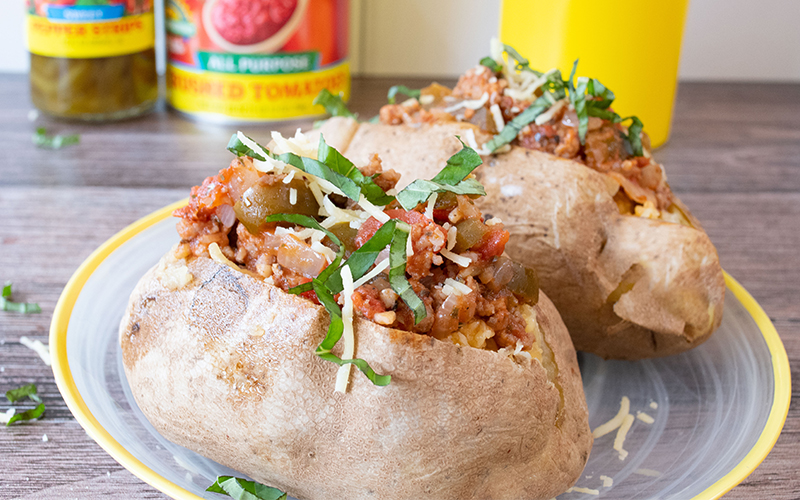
211;0;297;45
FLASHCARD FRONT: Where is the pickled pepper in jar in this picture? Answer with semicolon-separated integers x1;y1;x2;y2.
26;0;158;121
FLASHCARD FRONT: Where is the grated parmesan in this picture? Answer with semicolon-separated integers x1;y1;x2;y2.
534;99;567;125
490;103;505;130
444;92;489;114
593;396;630;438
636;411;655;424
20;337;50;366
334;266;356;393
650;401;658;410
353;259;390;289
634;468;662;478
289;188;298;205
485;217;504;226
614;413;635;460
358;195;389;223
565;486;600;495
440;249;471;267
600;475;613;488
282;169;296;183
424;192;437;221
446;226;457;250
442;278;472;296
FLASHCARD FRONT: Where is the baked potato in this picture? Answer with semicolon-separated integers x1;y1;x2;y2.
315;45;725;360
120;131;592;500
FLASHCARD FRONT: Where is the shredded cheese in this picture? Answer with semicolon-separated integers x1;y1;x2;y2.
20;336;50;366
636;411;655;424
443;92;489;114
208;243;262;279
440;249;471;267
289;188;298;205
490;103;505;130
282;169;296;183
600;475;613;488
353;259;390;289
424;192;437;220
634;468;662;477
534;99;567;125
593;396;630;438
334;266;355;393
270;130;318;159
406;231;414;257
650;401;659;410
358;195;389;223
614;413;635;460
485;217;504;226
442;278;472;296
446;226;457;250
565;487;600;495
0;408;16;424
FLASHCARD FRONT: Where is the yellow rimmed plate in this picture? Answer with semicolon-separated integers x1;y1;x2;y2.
51;203;791;500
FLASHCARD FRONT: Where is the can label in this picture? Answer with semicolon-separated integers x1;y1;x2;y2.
165;0;350;121
26;1;155;59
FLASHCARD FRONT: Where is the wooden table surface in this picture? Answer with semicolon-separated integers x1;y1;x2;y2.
0;75;797;499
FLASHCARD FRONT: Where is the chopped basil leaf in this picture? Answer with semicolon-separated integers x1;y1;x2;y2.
226;134;267;161
317;136;395;206
387;85;421;104
32;127;79;150
396;141;485;209
324;221;397;294
502;44;542;76
397;178;485;211
389;222;426;324
207;476;287;500
1;282;41;314
6;383;37;403
7;403;45;426
431;138;483;184
316;351;392;386
586;78;615;109
479;56;503;73
624;116;644;157
313;89;356;119
484;96;551;152
277;152;361;201
270;215;390;386
567;61;590;143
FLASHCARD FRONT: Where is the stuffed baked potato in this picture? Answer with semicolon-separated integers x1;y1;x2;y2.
317;44;725;360
120;131;592;500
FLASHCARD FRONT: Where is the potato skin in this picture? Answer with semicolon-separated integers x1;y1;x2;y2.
120;255;592;500
329;118;725;360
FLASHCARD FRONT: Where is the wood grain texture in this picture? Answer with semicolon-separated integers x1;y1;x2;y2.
0;75;798;499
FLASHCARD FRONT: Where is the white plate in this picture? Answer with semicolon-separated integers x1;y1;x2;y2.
51;203;791;500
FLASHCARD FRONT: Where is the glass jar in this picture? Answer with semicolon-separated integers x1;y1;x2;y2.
27;1;158;121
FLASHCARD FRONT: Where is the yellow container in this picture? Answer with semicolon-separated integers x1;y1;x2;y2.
500;0;690;148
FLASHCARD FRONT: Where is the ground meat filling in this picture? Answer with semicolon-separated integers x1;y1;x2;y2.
174;156;537;351
379;66;678;215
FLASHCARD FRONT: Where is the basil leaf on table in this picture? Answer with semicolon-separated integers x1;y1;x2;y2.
207;476;287;500
1;282;41;314
32;127;79;150
6;383;38;403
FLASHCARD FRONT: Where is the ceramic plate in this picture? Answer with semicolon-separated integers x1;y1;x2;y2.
51;202;791;500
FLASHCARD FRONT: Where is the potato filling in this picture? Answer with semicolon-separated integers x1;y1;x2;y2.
174;151;541;353
379;64;691;226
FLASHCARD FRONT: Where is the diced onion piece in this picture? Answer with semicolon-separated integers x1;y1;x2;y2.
440;249;471;267
335;266;356;394
353;259;390;289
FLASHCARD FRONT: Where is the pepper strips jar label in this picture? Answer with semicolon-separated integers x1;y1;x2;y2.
26;0;155;59
165;0;350;121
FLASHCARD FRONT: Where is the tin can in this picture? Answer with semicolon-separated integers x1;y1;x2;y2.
165;0;350;122
26;0;158;120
